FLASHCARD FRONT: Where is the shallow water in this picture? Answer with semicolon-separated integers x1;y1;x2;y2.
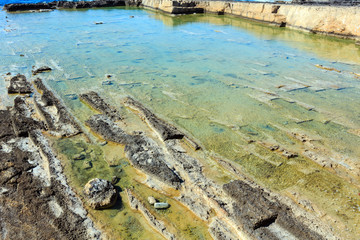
1;7;360;239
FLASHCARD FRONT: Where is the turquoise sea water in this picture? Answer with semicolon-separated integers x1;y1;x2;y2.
1;7;360;237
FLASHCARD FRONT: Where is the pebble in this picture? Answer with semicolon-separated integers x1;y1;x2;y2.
154;202;169;209
148;196;157;205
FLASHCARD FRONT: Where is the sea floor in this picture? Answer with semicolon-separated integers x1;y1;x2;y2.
1;6;360;239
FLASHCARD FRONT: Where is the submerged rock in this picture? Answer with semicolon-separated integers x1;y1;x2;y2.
83;178;117;209
7;74;32;94
34;78;81;137
32;66;52;75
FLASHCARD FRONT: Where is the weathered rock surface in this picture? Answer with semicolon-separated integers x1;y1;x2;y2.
86;114;132;144
80;91;122;121
34;78;81;137
124;97;184;141
7;74;32;94
223;180;325;240
10;96;44;137
86;114;183;188
32;66;52;75
141;0;360;39
126;189;176;240
83;178;118;209
0;98;101;240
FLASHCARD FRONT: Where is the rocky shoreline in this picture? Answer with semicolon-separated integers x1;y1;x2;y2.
3;0;360;40
0;69;340;239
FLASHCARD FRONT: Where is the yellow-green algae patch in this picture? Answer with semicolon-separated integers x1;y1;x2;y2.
54;134;211;240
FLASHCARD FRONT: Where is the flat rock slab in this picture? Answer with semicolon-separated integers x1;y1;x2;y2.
80;91;122;121
34;78;81;137
83;178;118;209
7;74;32;94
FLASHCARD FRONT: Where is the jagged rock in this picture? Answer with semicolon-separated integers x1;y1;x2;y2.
154;202;169;209
0;110;15;141
33;78;81;137
80;91;122;121
86;114;132;144
124;135;183;189
148;196;157;205
32;66;52;75
10;96;44;137
83;178;117;209
7;74;32;94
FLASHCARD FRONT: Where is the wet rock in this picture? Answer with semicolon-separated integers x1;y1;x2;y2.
32;66;52;75
7;74;32;94
34;78;81;137
148;196;157;205
154;202;169;209
111;176;119;185
73;153;86;160
123;96;184;141
80;91;122;121
83;161;92;169
83;178;117;209
102;80;112;85
65;94;78;100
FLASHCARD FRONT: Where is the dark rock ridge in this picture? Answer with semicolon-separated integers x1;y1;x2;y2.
4;0;141;12
124;97;184;141
79;91;122;121
223;180;324;240
32;66;52;75
34;78;81;137
10;96;44;137
85;114;182;188
83;178;118;209
7;74;32;94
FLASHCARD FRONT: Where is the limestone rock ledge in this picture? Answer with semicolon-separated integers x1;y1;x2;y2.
141;0;360;39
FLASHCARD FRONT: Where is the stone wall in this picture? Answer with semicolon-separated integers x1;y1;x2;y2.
142;0;360;39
